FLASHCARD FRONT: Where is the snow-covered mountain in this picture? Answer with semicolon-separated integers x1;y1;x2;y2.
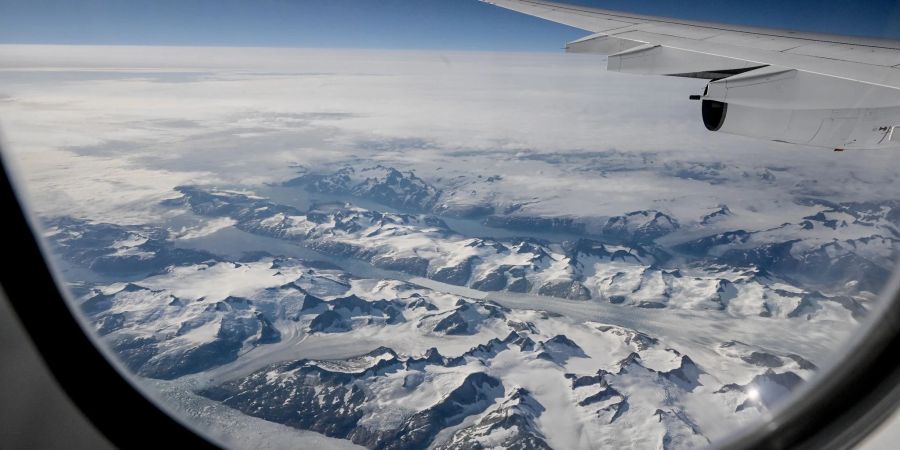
286;165;442;213
36;156;892;448
45;210;838;449
44;217;216;277
279;164;895;298
160;185;870;322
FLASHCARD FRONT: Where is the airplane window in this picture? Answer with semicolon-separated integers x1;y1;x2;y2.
1;1;899;449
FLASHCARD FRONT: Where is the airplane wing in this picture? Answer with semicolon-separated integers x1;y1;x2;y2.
480;0;900;150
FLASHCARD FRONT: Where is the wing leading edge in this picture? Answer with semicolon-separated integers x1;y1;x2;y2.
481;0;900;149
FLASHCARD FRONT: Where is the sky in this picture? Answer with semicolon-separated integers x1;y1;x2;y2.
0;0;899;51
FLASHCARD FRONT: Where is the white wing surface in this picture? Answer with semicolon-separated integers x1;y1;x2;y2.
481;0;900;149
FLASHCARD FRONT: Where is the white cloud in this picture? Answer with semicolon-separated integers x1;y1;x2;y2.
0;45;897;226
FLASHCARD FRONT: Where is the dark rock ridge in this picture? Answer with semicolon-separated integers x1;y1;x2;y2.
538;280;592;301
674;199;898;294
595;325;659;351
198;357;502;450
565;351;707;431
718;369;805;411
194;331;547;448
169;186;305;238
536;334;587;364
74;266;313;380
565;238;647;265
483;215;587;235
351;166;442;212
286;165;441;212
429;301;508;336
601;210;680;243
436;388;552;450
701;205;732;225
430;256;478;286
661;356;704;392
126;307;280;380
674;230;751;257
44;217;215;277
308;295;406;333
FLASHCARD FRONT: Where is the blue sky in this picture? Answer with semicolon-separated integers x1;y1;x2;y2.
1;0;899;51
